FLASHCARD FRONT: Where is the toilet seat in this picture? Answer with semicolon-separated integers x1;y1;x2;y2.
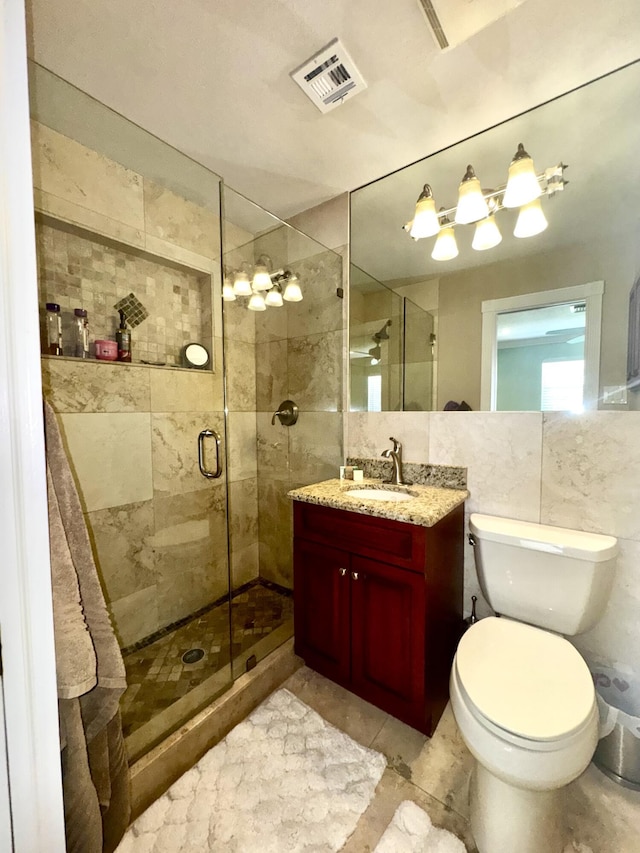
456;617;595;741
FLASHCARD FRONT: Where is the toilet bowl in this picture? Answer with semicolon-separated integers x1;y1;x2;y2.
451;514;618;853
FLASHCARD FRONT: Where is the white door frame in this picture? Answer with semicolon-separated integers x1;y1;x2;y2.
480;281;604;411
0;0;66;848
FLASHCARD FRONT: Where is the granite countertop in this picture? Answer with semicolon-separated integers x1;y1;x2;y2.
287;478;469;528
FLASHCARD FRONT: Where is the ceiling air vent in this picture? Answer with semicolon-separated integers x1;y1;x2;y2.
290;38;367;114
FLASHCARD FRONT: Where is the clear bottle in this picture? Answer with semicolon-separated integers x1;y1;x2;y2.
74;308;89;358
45;302;63;356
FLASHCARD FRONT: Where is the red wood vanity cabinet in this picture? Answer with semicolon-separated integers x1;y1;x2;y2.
293;500;464;736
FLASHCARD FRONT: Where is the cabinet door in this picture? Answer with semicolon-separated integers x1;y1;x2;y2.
293;538;351;685
350;555;426;729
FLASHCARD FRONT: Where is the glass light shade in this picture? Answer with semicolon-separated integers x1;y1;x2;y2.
455;168;489;224
247;292;267;311
232;271;252;296
431;225;459;261
409;193;440;239
265;287;284;307
283;276;303;302
502;144;541;208
222;281;236;301
472;215;502;251
252;265;272;291
514;198;548;238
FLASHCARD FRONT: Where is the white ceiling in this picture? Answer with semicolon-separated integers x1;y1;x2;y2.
26;0;640;219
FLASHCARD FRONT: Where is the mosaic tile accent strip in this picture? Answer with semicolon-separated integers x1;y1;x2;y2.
347;457;467;489
113;292;149;329
36;220;213;366
120;581;293;739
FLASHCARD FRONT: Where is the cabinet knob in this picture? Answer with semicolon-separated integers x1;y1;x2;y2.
339;567;347;577
351;571;360;581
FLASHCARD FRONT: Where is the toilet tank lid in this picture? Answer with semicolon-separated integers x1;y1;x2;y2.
469;514;618;562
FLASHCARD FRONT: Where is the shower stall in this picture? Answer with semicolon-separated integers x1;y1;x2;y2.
29;63;344;764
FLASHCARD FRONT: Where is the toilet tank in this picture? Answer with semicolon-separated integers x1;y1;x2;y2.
469;513;618;635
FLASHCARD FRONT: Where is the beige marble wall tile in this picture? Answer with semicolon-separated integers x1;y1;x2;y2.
346;412;430;463
255;303;288;344
225;339;257;412
228;478;259;553
149;368;221;413
572;536;640;670
143;179;220;260
143;234;216;276
42;358;150;413
226;412;257;482
110;586;159;648
256;413;289;481
223;300;256;345
59;412;153;511
541;412;640;539
258;478;294;589
429;412;543;520
231;543;260;590
289;411;343;484
255;339;288;412
286;252;343;337
31;122;145;231
86;500;155;603
156;563;227;628
151;411;225;497
288;330;342;412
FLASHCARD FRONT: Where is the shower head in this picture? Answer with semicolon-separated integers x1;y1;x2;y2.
373;319;392;342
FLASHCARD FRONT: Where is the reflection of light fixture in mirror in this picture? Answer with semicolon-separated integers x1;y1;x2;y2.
283;273;303;302
503;143;542;208
409;184;440;239
455;165;489;224
247;292;267;311
472;215;502;251
222;280;236;301
252;264;272;291
514;198;548;238
233;270;252;296
265;283;284;307
431;212;458;261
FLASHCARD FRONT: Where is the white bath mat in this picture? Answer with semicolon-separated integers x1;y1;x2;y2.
116;687;386;852
373;800;467;853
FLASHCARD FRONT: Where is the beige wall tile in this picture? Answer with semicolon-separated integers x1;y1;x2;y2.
223;300;256;345
34;189;145;249
288;330;343;412
289;411;343;484
225;339;257;412
151;411;225;497
256;413;289;481
42;358;150;413
31;122;145;231
149;368;221;413
231;543;260;590
255;340;288;413
59;412;153;511
86;500;155;602
286;251;344;337
144;179;220;259
346;412;429;463
258;478;294;589
110;586;159;648
226;412;257;482
286;194;349;253
228;478;258;553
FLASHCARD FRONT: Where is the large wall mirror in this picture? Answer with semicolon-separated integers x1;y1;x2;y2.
349;60;640;413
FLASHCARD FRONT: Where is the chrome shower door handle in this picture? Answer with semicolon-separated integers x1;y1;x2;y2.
198;429;223;479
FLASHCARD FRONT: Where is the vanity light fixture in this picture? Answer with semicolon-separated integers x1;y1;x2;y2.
223;262;304;309
222;280;236;301
403;144;567;260
265;282;284;307
247;291;267;311
282;273;303;302
252;255;273;291
232;268;252;297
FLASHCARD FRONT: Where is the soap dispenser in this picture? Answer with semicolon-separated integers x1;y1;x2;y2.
116;310;131;362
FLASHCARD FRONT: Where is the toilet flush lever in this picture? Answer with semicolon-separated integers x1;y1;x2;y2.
468;533;476;547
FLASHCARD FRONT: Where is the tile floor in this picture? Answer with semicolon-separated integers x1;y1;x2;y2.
121;583;293;738
281;667;640;853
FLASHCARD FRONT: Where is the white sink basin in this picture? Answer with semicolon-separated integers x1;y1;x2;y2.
346;488;415;502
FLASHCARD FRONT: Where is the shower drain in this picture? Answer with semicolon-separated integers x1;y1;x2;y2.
182;648;205;664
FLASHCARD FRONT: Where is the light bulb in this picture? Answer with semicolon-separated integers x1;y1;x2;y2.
472;215;502;251
431;224;458;261
265;287;284;307
247;292;266;311
252;264;272;291
232;271;252;296
283;275;303;302
455;165;489;224
409;184;440;239
222;280;236;301
502;143;542;208
514;198;548;238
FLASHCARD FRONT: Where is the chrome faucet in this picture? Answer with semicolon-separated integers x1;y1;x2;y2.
381;436;411;486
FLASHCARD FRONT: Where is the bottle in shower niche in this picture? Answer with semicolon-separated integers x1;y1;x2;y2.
45;302;63;355
73;308;90;358
116;310;131;362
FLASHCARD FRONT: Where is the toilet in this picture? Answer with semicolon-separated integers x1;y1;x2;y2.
450;513;618;853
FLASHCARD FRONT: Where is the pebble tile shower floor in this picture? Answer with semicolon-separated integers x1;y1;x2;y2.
120;582;293;738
